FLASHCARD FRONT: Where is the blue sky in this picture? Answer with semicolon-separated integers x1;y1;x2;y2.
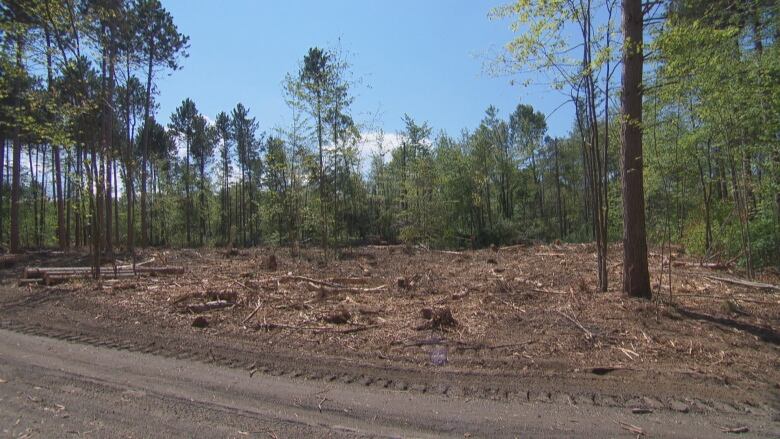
155;0;577;146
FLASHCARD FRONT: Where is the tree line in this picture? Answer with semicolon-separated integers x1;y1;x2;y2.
1;0;777;298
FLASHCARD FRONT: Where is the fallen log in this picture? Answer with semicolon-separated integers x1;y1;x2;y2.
186;300;234;313
253;322;378;334
705;275;780;292
310;283;387;295
23;265;185;283
43;271;138;285
401;338;529;351
281;275;387;293
327;277;372;285
134;266;185;275
24;266;89;278
498;243;529;252
672;261;731;270
616;421;645;436
280;275;343;288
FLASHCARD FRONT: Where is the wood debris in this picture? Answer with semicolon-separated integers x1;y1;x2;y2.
417;307;458;330
704;275;780;292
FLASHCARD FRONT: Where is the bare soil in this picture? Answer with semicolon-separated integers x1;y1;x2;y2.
1;243;778;415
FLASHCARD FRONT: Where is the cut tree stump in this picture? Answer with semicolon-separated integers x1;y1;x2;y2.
417;307;458;330
0;254;29;268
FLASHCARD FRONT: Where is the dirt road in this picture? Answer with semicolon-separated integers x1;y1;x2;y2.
0;328;776;438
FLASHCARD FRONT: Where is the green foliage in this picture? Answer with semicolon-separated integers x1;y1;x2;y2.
2;0;777;278
644;0;780;269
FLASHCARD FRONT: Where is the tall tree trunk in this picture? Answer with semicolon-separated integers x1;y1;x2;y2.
75;147;82;248
316;93;327;252
123;55;135;258
0;136;4;244
44;28;67;250
185;136;192;247
200;160;205;246
29;147;38;246
104;154;112;252
113;159;119;245
140;44;154;247
10;34;24;253
620;0;651;299
104;52;115;255
66;150;72;248
53;145;65;248
554;139;564;238
40;145;47;246
87;143;101;276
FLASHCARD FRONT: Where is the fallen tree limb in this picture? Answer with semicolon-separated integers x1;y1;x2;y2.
532;287;569;295
280;275;345;289
401;338;530;350
134;266;185;275
615;421;645;436
185;300;234;313
669;293;778;305
327;277;372;285
704;275;780;292
253;322;378;334
310;282;387;294
242;300;263;324
721;426;749;434
555;309;594;339
281;275;386;293
434;250;465;255
498;243;529;252
672;261;731;270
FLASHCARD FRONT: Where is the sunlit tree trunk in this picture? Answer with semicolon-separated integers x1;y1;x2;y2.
10;34;24;254
621;0;651;299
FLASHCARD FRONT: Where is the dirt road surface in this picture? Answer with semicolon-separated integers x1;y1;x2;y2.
0;328;777;438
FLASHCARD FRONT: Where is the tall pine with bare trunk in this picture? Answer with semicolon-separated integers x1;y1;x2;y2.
620;0;651;299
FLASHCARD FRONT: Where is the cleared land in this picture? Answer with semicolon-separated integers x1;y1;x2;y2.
0;243;778;428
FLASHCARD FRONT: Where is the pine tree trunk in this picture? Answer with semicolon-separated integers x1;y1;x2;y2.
10;35;24;253
104;53;115;255
200;161;205;246
554;139;564;238
620;0;651;299
140;45;154;247
113;159;119;246
185;136;192;247
0;136;4;244
66;150;72;248
40;145;47;246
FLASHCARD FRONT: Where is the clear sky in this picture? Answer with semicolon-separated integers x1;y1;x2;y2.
155;0;576;147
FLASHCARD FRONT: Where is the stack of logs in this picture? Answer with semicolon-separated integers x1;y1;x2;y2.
20;265;185;286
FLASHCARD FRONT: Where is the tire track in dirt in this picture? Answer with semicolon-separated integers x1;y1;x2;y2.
0;316;774;420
